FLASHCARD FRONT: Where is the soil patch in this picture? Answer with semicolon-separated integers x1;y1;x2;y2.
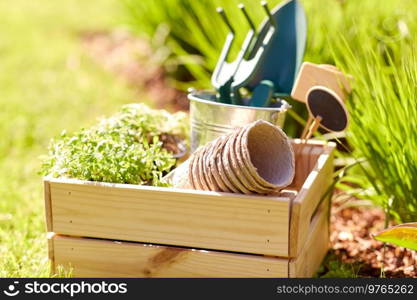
326;198;416;277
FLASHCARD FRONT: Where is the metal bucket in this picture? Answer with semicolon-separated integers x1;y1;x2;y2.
188;91;291;151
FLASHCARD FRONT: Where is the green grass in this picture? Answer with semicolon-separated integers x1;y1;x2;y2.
0;0;139;277
123;0;417;276
316;252;362;278
309;0;417;223
2;0;417;277
335;41;417;223
124;0;417;223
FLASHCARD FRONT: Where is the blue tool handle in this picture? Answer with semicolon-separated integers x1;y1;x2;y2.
249;80;274;107
217;78;233;104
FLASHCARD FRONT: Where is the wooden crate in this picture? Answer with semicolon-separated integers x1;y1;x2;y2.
44;140;335;277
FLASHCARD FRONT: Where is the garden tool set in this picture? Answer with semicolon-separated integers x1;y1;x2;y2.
211;0;307;106
189;0;352;152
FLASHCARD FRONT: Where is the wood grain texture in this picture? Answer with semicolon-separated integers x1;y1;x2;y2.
288;199;330;277
291;62;352;103
290;143;321;190
47;179;291;256
289;141;335;257
51;235;289;278
46;140;335;277
47;233;55;275
44;180;52;232
46;139;334;265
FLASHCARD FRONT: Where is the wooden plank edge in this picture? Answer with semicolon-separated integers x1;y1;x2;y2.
297;142;335;194
49;179;292;257
47;232;56;276
288;142;335;257
43;179;53;232
45;140;333;204
52;235;290;278
47;177;290;203
288;199;330;277
288;200;301;258
294;153;333;256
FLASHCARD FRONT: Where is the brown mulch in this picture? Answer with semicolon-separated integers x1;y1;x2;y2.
81;30;188;111
330;199;417;277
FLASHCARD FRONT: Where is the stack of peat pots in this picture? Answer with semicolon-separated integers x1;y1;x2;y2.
173;120;295;194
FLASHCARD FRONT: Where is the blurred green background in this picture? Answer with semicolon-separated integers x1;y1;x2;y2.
0;0;136;277
0;0;416;277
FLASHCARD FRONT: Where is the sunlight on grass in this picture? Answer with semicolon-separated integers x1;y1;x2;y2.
0;0;138;277
1;0;416;278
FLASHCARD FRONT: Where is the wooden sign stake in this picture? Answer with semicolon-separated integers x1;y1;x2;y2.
301;115;322;142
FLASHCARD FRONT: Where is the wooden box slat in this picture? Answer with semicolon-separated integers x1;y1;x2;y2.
47;180;290;257
50;194;330;278
289;142;334;257
51;235;289;278
45;140;335;262
289;198;330;277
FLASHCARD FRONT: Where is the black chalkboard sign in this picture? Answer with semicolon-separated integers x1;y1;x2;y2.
306;87;348;132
